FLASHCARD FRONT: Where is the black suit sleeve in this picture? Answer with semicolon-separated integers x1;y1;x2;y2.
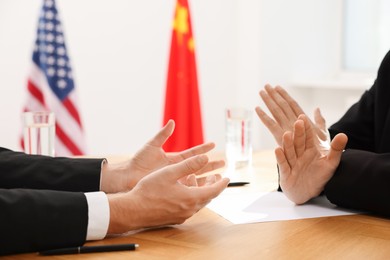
329;50;390;153
0;148;102;192
0;147;103;191
0;189;89;255
324;50;390;216
328;87;376;151
325;149;390;217
0;147;105;255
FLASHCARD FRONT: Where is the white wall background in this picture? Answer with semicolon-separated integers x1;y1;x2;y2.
0;0;371;156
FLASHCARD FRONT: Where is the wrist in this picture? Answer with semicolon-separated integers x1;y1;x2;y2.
100;161;131;193
107;193;140;234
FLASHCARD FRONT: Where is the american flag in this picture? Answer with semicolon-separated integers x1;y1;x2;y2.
21;0;86;156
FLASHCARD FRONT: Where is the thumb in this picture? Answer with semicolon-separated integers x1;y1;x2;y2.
327;133;348;163
314;108;331;143
313;108;326;130
147;119;175;147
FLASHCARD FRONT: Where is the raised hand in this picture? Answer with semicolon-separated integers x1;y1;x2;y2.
256;85;330;153
101;120;224;193
275;114;347;204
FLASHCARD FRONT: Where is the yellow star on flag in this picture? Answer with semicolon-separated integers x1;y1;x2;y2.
173;3;188;45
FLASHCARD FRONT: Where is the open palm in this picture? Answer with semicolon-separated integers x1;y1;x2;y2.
275;115;347;204
127;120;224;189
256;85;330;154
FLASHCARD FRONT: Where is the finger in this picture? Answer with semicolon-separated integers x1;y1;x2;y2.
147;120;175;148
195;176;207;186
185;174;198;187
282;131;297;168
191;177;230;201
255;106;284;137
327;133;348;163
172;142;216;162
205;175;217;185
193;160;225;176
298;114;316;150
196;174;222;186
275;85;305;117
160;155;210;181
314;108;326;130
274;147;291;183
314;108;330;141
293;119;306;158
266;85;297;124
260;87;290;127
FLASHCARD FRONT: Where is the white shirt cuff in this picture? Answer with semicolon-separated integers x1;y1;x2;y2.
84;191;110;240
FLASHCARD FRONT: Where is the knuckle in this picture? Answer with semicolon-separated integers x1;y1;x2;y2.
271;106;282;114
280;99;288;107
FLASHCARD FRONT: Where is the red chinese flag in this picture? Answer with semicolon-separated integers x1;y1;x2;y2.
163;0;204;152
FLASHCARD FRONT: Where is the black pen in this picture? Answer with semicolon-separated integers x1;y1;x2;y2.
39;243;139;255
228;181;250;187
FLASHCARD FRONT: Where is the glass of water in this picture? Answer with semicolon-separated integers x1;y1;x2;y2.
23;111;55;156
225;107;252;168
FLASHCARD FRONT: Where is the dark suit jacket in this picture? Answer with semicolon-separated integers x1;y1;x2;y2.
0;147;103;255
326;50;390;217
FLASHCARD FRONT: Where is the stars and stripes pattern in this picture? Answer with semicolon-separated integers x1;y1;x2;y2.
21;0;86;156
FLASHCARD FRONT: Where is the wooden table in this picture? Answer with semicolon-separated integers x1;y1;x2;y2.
4;151;390;259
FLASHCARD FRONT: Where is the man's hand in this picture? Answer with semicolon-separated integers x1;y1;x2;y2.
275;114;347;204
101;120;224;193
107;154;230;234
256;85;330;153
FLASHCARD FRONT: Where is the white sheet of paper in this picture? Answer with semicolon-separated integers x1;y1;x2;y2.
207;189;361;224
